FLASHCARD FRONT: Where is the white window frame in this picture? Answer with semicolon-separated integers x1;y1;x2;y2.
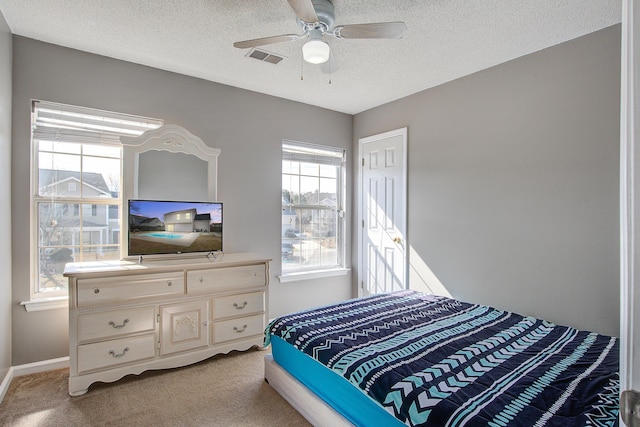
24;100;162;311
279;140;348;282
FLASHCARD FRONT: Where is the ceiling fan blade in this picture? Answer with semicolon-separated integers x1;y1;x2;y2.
233;34;302;49
287;0;319;23
333;22;407;39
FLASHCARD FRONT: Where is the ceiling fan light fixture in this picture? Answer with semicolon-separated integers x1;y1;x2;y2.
303;39;330;64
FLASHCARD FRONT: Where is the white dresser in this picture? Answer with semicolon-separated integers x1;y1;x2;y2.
64;253;270;396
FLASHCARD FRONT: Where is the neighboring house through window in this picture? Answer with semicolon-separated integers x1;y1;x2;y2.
281;141;346;279
31;100;162;299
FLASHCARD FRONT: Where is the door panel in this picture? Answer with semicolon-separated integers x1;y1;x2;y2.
360;128;407;297
621;1;639;424
160;300;208;356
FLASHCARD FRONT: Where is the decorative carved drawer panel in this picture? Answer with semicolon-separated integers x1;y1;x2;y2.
77;334;156;374
187;264;266;294
160;300;209;356
78;306;155;343
213;292;264;320
213;314;264;344
77;272;185;307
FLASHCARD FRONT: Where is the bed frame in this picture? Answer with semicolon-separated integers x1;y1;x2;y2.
264;355;352;426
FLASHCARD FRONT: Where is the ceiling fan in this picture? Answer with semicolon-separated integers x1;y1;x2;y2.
233;0;407;65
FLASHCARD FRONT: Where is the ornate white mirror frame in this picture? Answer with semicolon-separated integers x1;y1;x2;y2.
119;124;221;259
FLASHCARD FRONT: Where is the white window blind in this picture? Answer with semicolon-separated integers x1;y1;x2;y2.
32;100;164;145
282;141;345;166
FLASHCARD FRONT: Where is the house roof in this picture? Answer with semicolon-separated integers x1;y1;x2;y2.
164;208;197;216
0;1;621;114
39;169;111;195
130;215;162;226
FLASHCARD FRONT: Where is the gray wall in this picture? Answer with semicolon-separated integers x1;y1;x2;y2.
9;23;621;364
353;25;621;337
0;10;12;376
11;36;353;365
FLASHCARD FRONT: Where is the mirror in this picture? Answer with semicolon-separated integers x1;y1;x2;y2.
137;150;209;201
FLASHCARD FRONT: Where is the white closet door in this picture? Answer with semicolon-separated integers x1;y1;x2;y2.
620;1;640;424
359;128;407;297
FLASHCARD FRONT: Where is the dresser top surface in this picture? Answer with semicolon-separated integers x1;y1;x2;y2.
64;252;270;277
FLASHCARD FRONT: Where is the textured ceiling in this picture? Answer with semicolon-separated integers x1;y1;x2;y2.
0;0;622;114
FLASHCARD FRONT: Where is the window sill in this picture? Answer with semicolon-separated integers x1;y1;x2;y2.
278;268;350;283
20;296;68;312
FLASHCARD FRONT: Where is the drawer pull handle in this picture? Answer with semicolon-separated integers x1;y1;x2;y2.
108;347;129;358
108;319;130;329
233;325;248;333
93;288;100;294
233;302;248;310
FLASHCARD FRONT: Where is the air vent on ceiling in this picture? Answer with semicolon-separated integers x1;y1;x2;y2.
247;48;284;65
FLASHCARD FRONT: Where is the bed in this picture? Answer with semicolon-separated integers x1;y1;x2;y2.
264;290;619;427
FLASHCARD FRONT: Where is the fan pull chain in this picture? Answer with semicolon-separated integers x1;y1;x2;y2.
300;54;304;81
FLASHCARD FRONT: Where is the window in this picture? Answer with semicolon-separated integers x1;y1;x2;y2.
31;100;162;298
281;141;346;277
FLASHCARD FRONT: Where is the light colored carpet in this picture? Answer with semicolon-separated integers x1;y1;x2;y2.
0;348;311;427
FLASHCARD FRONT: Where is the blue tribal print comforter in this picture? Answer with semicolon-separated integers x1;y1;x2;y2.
265;291;619;427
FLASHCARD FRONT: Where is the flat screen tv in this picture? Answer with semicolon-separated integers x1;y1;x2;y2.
128;199;223;256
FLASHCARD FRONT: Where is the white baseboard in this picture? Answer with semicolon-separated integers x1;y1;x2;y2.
0;366;14;404
0;356;69;404
12;356;69;377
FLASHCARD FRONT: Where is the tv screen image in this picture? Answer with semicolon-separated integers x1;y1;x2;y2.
128;200;222;256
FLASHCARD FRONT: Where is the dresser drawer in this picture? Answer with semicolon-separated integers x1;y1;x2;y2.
77;334;156;374
78;307;155;343
213;292;264;320
77;272;185;307
187;264;266;294
213;314;264;344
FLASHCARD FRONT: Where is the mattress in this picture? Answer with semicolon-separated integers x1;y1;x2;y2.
265;290;620;427
270;335;404;426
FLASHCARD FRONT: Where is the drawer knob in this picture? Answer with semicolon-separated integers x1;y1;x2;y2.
108;319;130;329
108;347;129;358
93;288;100;294
233;324;248;333
233;301;248;310
167;281;172;286
199;277;204;283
